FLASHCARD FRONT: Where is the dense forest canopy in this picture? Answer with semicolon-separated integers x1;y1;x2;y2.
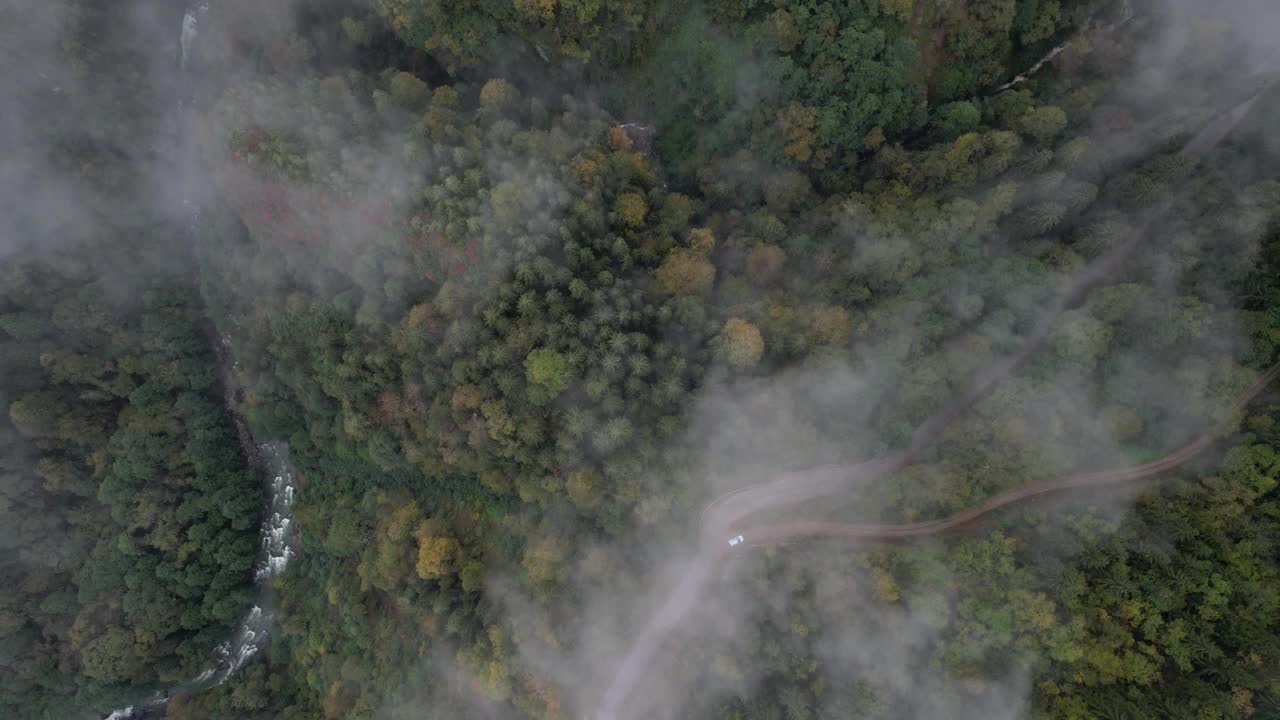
2;3;264;717
3;0;1280;719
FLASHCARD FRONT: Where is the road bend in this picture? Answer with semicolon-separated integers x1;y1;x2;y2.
747;364;1280;547
596;80;1278;720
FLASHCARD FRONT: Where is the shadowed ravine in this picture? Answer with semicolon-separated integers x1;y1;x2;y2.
100;4;300;719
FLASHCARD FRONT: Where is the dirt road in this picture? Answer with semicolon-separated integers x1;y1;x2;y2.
599;364;1280;720
597;65;1278;720
742;364;1280;547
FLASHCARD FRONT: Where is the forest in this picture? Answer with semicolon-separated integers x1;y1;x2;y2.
3;0;1280;719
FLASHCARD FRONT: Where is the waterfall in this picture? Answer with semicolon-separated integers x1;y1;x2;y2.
992;41;1075;93
178;1;208;73
178;12;196;71
992;0;1134;94
98;4;301;718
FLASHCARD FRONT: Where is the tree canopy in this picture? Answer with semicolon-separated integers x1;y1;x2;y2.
8;0;1280;718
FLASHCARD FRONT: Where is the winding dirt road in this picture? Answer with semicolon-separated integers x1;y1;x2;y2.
595;363;1279;720
697;182;1171;543
598;68;1279;720
742;363;1280;547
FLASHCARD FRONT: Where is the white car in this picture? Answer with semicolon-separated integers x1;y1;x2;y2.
727;534;745;547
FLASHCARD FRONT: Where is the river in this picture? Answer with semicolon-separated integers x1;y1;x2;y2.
100;4;300;719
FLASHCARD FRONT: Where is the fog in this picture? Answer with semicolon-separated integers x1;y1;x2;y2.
2;0;1278;718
